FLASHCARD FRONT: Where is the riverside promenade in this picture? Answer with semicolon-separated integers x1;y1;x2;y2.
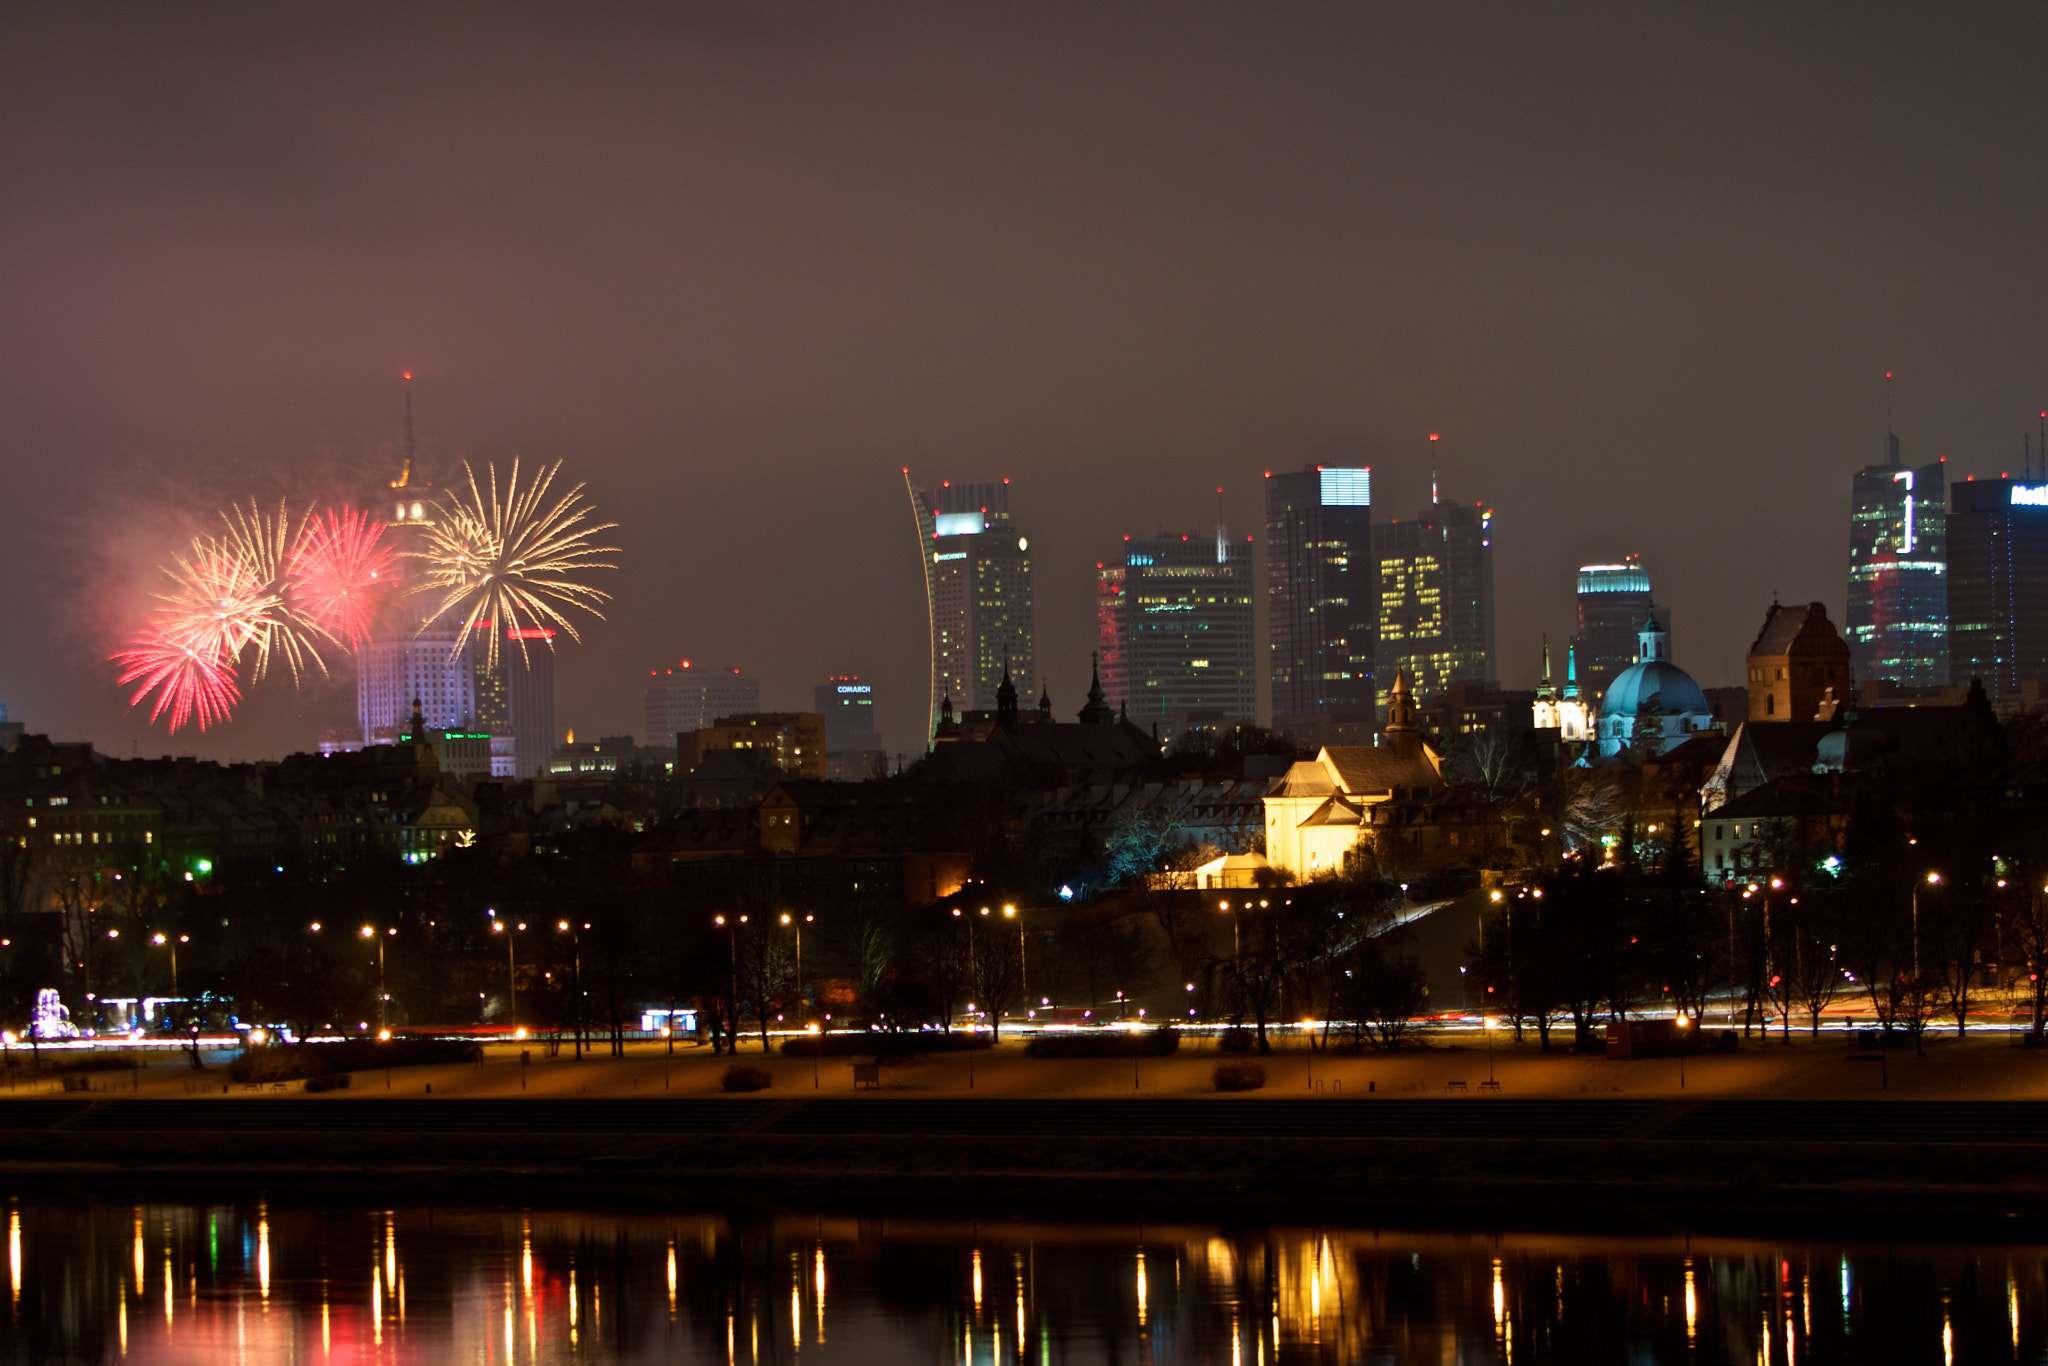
2;1034;2047;1221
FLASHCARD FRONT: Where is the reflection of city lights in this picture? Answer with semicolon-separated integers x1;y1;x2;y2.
973;1247;983;1314
1685;1263;1697;1339
1137;1251;1148;1326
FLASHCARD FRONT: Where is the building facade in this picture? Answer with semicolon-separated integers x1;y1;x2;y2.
1847;434;1948;688
1947;476;2048;698
1265;466;1376;733
1573;558;1663;702
680;713;828;781
1372;497;1495;713
814;676;886;780
1595;616;1716;760
1745;600;1852;722
1097;529;1256;732
906;474;1035;741
645;663;762;749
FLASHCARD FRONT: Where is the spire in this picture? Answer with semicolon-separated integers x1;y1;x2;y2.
1564;642;1579;701
393;372;416;489
934;695;959;741
1384;669;1421;757
1539;636;1554;698
1078;652;1115;725
995;647;1019;734
406;695;426;743
1037;684;1052;720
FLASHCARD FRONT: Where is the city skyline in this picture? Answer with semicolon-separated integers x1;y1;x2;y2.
4;7;2047;762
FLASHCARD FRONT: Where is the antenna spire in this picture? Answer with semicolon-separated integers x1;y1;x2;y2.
393;371;416;489
1884;371;1898;465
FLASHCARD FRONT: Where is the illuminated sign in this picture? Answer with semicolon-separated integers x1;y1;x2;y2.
1318;468;1371;507
933;551;966;562
835;685;871;694
934;512;986;537
506;627;557;640
2013;485;2048;507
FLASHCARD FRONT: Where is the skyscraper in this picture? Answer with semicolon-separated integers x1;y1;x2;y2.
1573;557;1663;703
477;632;558;778
1097;528;1256;731
1265;466;1375;734
814;675;885;779
1372;495;1494;708
1947;476;2048;697
906;472;1034;742
1847;431;1949;688
644;662;762;749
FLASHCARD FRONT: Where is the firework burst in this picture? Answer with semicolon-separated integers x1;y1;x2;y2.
411;458;618;670
291;505;396;651
215;498;332;683
111;627;242;733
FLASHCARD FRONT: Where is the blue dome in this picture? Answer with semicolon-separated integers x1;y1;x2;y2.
1599;660;1709;720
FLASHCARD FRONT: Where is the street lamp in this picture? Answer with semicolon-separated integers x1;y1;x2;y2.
1912;872;1941;980
489;917;523;1035
557;920;585;1061
359;925;395;1032
1004;905;1023;999
1676;1012;1690;1089
780;912;814;1022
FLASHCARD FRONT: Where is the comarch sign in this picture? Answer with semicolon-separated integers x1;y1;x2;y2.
2013;485;2048;507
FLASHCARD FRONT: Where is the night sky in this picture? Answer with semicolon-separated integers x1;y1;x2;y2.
5;5;2046;762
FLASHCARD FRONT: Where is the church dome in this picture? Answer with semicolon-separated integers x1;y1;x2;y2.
1599;660;1709;720
1598;611;1708;720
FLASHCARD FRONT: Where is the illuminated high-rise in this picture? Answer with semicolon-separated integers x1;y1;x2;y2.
906;473;1034;742
1265;466;1376;733
1573;557;1663;703
1947;475;2048;697
1847;432;1948;688
1097;528;1255;730
1372;494;1494;709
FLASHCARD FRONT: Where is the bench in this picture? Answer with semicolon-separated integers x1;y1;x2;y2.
851;1062;882;1090
1444;1080;1469;1092
1478;1078;1501;1092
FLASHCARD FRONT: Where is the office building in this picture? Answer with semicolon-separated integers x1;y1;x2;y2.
680;713;827;780
1948;477;2048;697
1573;558;1666;703
1097;528;1256;732
814;676;886;781
1372;496;1494;712
906;473;1034;741
1265;466;1376;734
1847;432;1948;688
645;663;761;749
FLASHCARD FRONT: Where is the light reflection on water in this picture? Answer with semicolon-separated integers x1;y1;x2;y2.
0;1197;2040;1363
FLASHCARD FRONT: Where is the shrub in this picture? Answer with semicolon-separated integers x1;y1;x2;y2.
1214;1061;1266;1092
1218;1028;1256;1053
302;1073;352;1093
1024;1028;1180;1059
721;1065;772;1092
1711;1030;1740;1055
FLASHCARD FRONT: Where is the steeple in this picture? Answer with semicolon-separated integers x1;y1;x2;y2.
1078;652;1115;725
1563;642;1580;701
1037;684;1052;720
405;696;426;743
1537;637;1555;700
1636;609;1670;665
995;647;1019;734
934;695;959;741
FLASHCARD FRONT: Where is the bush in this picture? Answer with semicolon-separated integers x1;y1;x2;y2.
781;1031;992;1058
1711;1030;1740;1055
227;1038;479;1084
721;1065;772;1092
1024;1028;1180;1059
302;1073;352;1093
1214;1061;1266;1092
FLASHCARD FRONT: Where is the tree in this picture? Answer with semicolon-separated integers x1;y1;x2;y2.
1337;933;1429;1051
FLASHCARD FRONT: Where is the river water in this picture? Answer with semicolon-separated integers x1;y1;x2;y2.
0;1195;2034;1363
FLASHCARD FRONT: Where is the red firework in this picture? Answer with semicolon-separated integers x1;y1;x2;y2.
291;505;395;650
111;629;242;734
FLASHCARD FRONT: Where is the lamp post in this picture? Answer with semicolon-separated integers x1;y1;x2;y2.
557;920;585;1061
1675;1012;1690;1089
1005;905;1022;999
359;925;395;1033
1484;1015;1497;1086
1912;872;1941;980
490;918;523;1035
780;912;814;1023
